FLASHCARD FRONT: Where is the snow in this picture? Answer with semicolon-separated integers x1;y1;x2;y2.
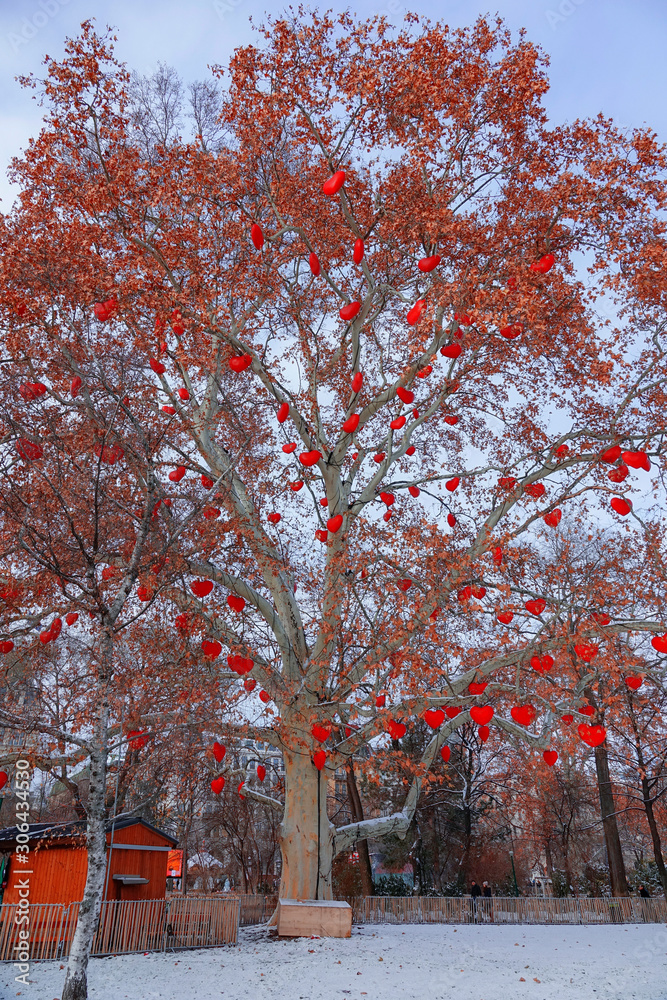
8;922;667;1000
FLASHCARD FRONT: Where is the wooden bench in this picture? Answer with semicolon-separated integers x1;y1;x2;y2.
276;899;352;938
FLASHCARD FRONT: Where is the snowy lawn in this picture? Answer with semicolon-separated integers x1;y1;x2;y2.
7;922;667;1000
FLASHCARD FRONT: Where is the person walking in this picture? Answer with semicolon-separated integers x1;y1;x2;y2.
470;880;482;923
638;884;651;922
481;881;493;922
639;885;651;898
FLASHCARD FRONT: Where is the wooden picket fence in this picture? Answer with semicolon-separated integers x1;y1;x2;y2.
237;894;278;926
348;895;667;925
0;896;240;962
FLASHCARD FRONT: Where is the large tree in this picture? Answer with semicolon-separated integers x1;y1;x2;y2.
2;16;667;983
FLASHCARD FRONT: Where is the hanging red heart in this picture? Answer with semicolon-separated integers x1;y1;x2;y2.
492;547;503;565
625;676;643;690
211;776;225;794
250;223;264;249
299;450;322;467
383;511;392;522
610;497;632;515
424;708;445;728
390;415;406;430
454;313;473;327
0;640;14;654
445;706;461;718
213;742;226;763
543;510;562;527
65;612;78;626
227;595;246;613
312;724;331;743
608;464;629;483
622;450;649;470
203;507;221;519
169;466;186;483
267;513;281;524
290;480;304;491
162;405;176;415
353;238;364;264
457;586;472;602
417;366;432;379
468;682;488;695
277;402;290;423
282;443;297;454
327;514;343;533
406;445;416;456
137;586;151;602
601;444;622;463
244;677;257;691
380;492;395;506
345;727;353;738
651;634;667;653
309;252;321;275
447;513;456;527
530;653;554;674
470;706;493;725
591;612;611;626
259;690;270;703
313;749;327;770
478;725;490;742
387;720;407;740
499;323;523;339
375;694;386;708
202;639;222;659
398;579;412;591
441;344;462;359
524;483;545;499
315;529;328;542
340;302;361;321
530;254;555;274
497;611;514;625
396;387;414;404
178;388;190;401
174;613;191;630
343;414;360;433
578;723;606;747
579;706;595;717
351;372;364;393
39;629;54;643
322;171;346;195
191;580;214;598
16;439;44;461
471;586;486;599
374;453;386;464
574;643;598;662
407;300;427;325
440;745;451;763
561;714;573;726
543;750;558;766
201;475;214;488
408;486;420;498
498;477;517;490
445;477;460;492
511;704;537;726
229;355;252;373
19;382;47;401
257;765;266;782
418;255;441;272
70;376;82;397
525;599;546;616
149;358;166;375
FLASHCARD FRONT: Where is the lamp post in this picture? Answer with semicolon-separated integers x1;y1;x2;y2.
509;850;519;897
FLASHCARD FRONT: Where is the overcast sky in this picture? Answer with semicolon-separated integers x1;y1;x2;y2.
0;0;665;210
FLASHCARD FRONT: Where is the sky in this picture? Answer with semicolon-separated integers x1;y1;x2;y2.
0;0;665;210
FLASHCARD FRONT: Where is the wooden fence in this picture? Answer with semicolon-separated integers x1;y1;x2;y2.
0;896;240;962
349;895;667;925
237;894;278;926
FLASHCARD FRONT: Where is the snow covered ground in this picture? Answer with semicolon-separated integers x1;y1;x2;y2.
7;922;667;1000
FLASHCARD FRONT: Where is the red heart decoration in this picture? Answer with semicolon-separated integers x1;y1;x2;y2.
574;643;598;662
396;387;415;404
408;486;420;498
445;706;461;719
379;492;395;506
445;477;460;492
387;720;407;740
162;405;176;415
610;497;632;515
213;742;226;763
299;450;322;467
277;402;290;423
136;586;151;602
191;580;214;598
406;445;416;456
424;708;445;729
530;253;555;274
309;252;321;276
312;724;331;743
457;586;472;602
579;706;595;717
0;641;14;654
169;466;186;482
202;639;222;659
322;170;345;195
418;255;441;272
600;444;622;463
259;690;270;703
353;238;364;264
290;480;304;491
525;599;546;616
441;343;462;359
229;355;252;373
267;513;281;524
244;678;256;691
327;514;343;533
397;579;412;592
444;415;459;426
343;413;360;433
19;382;47;401
315;529;328;542
282;443;297;454
174;613;191;630
497;611;514;625
471;586;486;599
440;745;451;763
203;506;221;519
493;547;503;565
608;464;629;483
250;223;264;249
178;387;190;401
149;358;166;375
498;476;517;490
543;750;558;766
417;366;432;379
257;765;266;782
511;704;537;727
313;749;327;770
625;676;643;691
524;483;545;499
375;694;386;708
578;724;606;747
530;653;554;674
543;509;562;527
340;302;361;322
71;376;82;397
468;682;488;695
227;595;246;613
447;513;456;527
374;452;386;464
211;776;225;794
407;299;427;325
499;323;523;339
201;475;214;488
651;634;667;653
561;715;573;725
478;725;490;742
622;449;649;470
351;372;364;393
390;415;406;430
470;705;493;726
591;612;611;626
16;439;44;461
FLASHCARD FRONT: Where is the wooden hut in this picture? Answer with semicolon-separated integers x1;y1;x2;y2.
0;814;177;905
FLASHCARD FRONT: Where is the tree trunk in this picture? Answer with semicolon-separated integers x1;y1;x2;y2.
641;776;667;897
61;712;109;999
277;748;334;901
345;759;374;896
594;744;629;897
